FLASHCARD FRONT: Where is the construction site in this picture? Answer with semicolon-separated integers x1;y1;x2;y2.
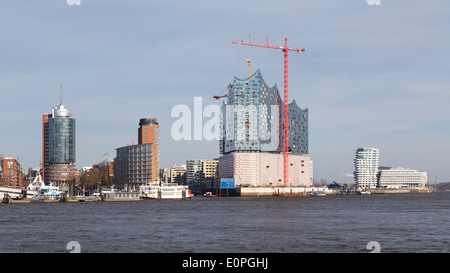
210;34;317;197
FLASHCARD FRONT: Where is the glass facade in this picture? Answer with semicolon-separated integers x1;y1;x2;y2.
285;100;308;154
220;69;308;155
220;69;282;154
49;117;76;163
43;103;76;184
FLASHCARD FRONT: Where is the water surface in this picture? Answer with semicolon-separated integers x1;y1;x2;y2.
0;192;448;253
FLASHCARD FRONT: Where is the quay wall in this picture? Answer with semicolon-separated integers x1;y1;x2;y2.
371;188;435;194
240;186;333;197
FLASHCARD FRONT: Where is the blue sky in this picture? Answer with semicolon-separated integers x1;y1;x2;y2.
1;0;449;183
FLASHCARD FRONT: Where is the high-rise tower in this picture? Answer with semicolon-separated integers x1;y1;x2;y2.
354;147;380;189
42;102;76;186
138;118;160;182
114;118;160;190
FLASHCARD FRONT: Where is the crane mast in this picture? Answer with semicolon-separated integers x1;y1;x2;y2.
232;34;305;186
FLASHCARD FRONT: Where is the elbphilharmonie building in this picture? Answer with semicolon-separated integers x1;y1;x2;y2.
218;69;312;187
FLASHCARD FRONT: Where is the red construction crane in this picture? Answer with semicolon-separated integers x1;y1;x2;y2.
232;34;305;186
213;84;230;99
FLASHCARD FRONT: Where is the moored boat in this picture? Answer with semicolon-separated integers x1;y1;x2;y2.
309;190;326;196
139;182;194;200
203;192;216;197
27;174;63;200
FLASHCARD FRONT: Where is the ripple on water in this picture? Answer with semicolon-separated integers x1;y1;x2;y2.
0;193;449;253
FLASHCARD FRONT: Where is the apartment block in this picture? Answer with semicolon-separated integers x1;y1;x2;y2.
0;156;25;188
186;159;204;187
186;159;219;189
169;165;186;184
114;118;160;190
354;147;380;189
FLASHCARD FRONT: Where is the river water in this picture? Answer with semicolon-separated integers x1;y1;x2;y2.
0;192;448;253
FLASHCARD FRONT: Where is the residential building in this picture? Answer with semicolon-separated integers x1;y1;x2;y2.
138;118;160;181
185;159;219;190
186;159;203;187
354;147;380;189
97;158;114;178
114;118;160;190
24;167;41;186
202;160;219;181
169;164;186;184
0;154;2;184
378;167;428;189
42;102;77;187
93;158;114;187
0;156;25;188
160;168;170;183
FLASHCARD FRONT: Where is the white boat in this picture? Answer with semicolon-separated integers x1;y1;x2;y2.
203;192;216;197
139;182;194;200
27;174;63;200
309;190;326;196
358;189;371;195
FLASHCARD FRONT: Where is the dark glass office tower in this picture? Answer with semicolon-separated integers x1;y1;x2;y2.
42;103;77;186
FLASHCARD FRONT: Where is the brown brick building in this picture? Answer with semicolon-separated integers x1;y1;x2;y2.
0;156;26;188
114;118;160;190
138;118;160;181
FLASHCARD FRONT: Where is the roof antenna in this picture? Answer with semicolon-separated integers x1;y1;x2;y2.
60;84;63;105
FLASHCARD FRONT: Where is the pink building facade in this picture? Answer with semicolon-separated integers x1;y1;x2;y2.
219;153;312;187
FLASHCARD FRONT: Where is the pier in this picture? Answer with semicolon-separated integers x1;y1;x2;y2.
1;196;143;204
1;186;439;204
370;188;436;194
0;186;28;200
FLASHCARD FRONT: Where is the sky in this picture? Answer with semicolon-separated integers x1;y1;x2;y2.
0;0;449;184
